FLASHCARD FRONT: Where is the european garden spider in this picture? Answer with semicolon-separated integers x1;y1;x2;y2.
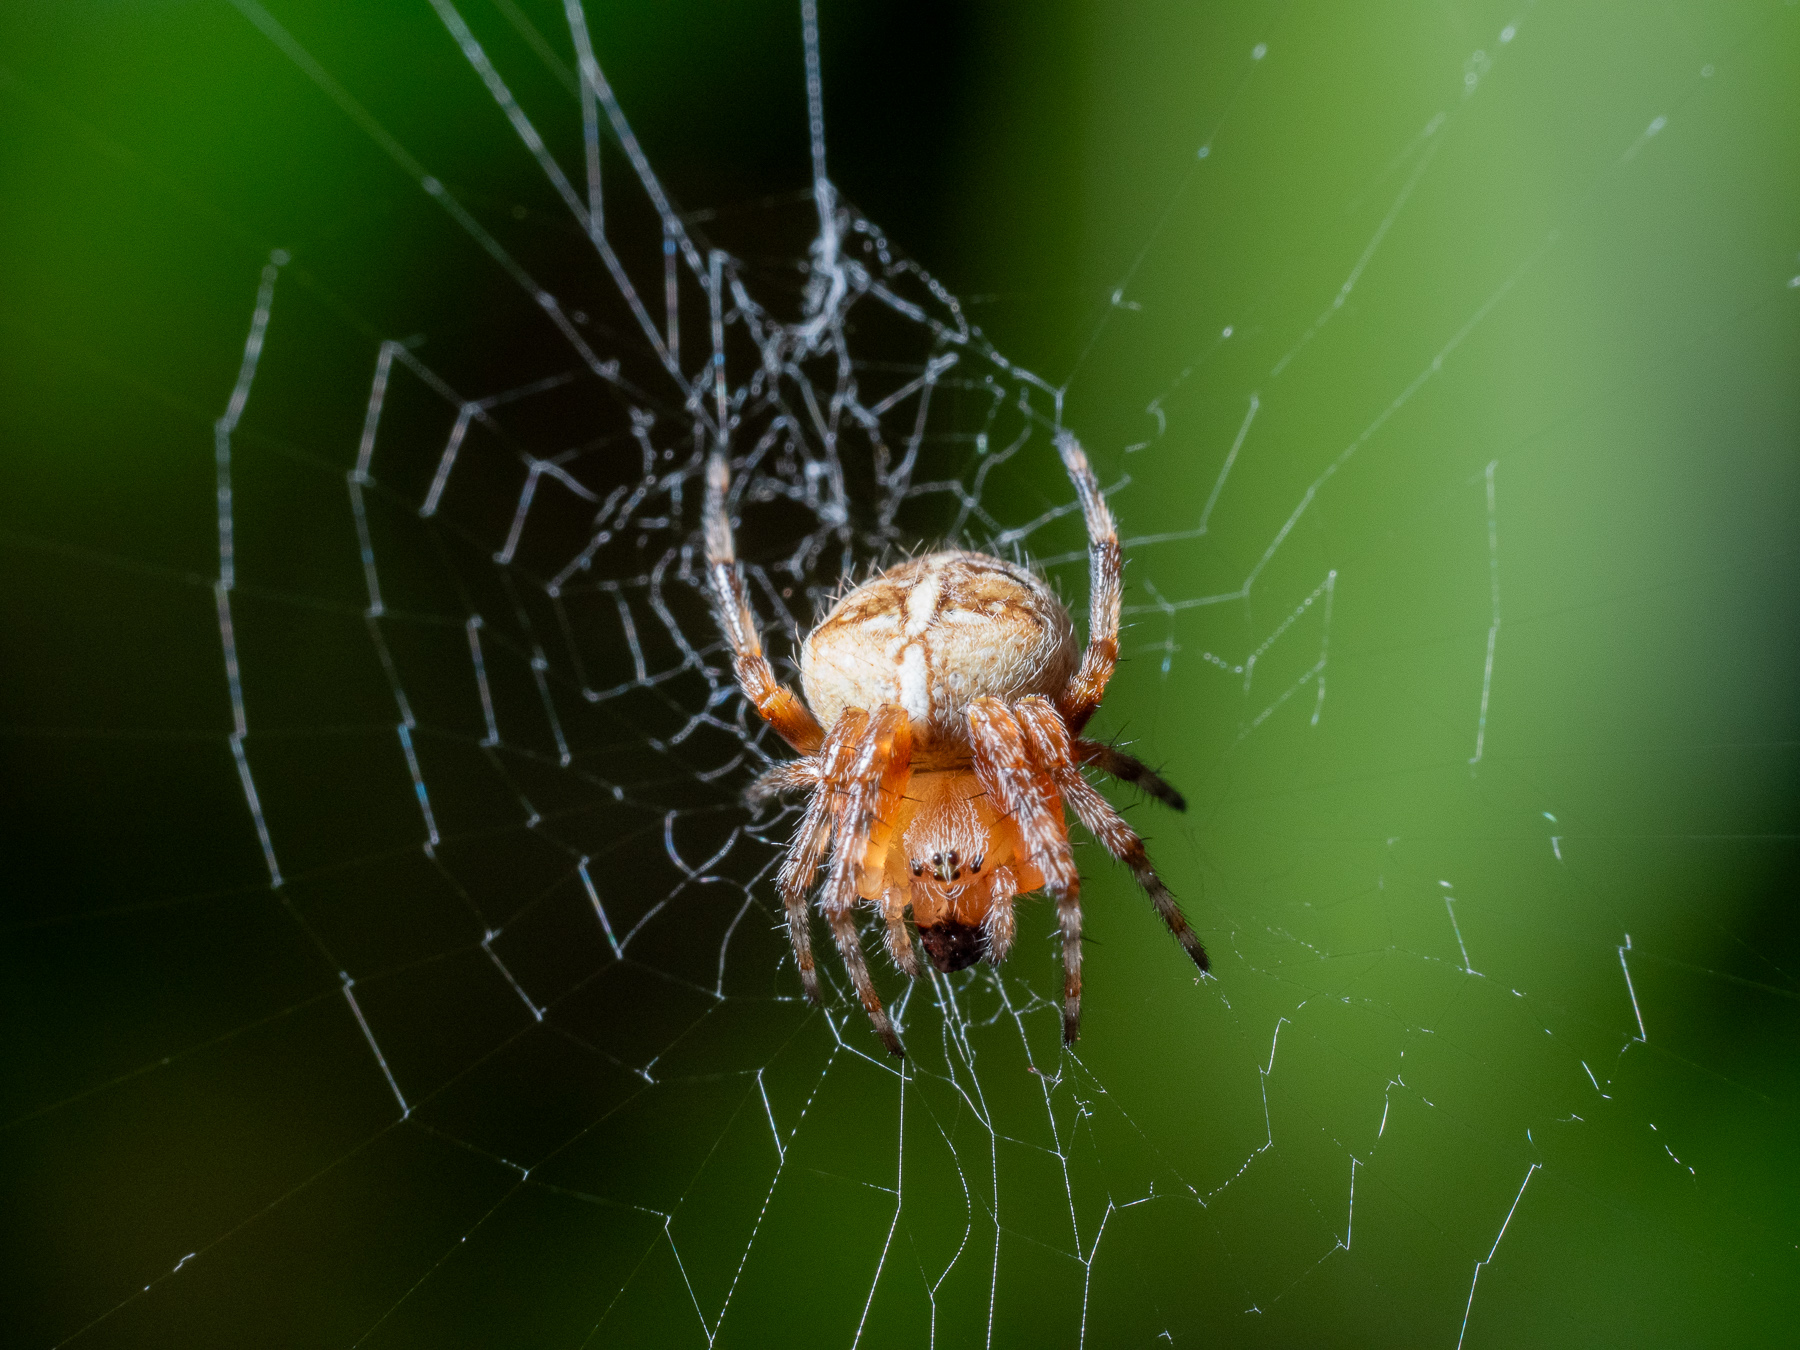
703;434;1208;1055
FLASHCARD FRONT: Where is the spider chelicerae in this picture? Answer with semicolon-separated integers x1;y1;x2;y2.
703;433;1209;1055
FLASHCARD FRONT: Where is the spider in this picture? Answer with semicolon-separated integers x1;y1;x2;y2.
702;433;1208;1055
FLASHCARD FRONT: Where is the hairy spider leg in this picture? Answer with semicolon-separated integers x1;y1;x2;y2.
981;865;1021;965
1019;698;1210;975
776;709;871;1002
1053;434;1122;736
858;708;921;984
745;758;816;808
880;886;922;980
1073;737;1187;813
745;740;926;984
820;704;912;1056
703;453;825;754
968;697;1084;1044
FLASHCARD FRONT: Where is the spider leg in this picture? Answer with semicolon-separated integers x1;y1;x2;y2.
746;758;817;808
820;704;912;1056
968;697;1083;1045
881;889;922;979
1020;699;1209;975
1073;737;1186;812
1052;434;1122;736
981;865;1020;965
703;454;825;753
777;709;870;1003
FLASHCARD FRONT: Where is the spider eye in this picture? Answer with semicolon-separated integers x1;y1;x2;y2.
970;857;983;872
910;860;923;877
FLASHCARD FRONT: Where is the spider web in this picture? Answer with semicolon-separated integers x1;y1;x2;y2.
3;0;1797;1346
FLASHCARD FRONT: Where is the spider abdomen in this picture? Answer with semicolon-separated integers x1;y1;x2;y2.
800;550;1077;751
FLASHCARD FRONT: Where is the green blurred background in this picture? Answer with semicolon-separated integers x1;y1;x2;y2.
3;1;1796;1346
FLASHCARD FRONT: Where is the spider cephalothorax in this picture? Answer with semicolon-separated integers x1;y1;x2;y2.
703;433;1208;1055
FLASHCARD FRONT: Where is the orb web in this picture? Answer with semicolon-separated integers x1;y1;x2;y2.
5;0;1796;1346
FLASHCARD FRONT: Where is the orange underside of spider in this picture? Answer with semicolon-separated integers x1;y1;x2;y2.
703;435;1209;1056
